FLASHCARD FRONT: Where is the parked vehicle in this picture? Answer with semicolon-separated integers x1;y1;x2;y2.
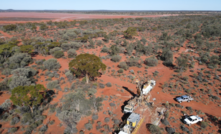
184;115;203;126
176;95;194;103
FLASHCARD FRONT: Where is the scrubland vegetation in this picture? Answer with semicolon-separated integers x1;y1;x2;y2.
0;12;221;134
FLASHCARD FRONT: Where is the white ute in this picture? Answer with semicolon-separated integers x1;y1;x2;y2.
184;115;203;126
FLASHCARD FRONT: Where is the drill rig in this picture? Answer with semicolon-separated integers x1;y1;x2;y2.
123;79;156;113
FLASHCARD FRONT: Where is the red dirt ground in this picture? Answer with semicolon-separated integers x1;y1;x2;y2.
0;12;178;24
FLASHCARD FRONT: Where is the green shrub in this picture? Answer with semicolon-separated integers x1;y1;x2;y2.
43;59;61;71
85;122;93;130
106;82;112;87
118;62;128;70
67;49;77;58
144;56;158;66
118;69;123;73
149;124;162;134
54;51;64;58
111;55;121;62
201;121;208;129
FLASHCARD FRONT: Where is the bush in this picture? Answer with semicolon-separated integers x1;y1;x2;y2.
39;125;48;132
166;127;175;134
3;24;17;31
106;82;112;87
50;47;62;55
111;55;121;62
49;47;64;58
161;118;170;126
99;83;105;88
118;62;128;70
118;69;123;73
101;46;109;53
128;58;142;67
67;49;77;58
180;125;189;132
2;68;11;75
144;56;158;66
85;122;93;130
104;117;110;122
8;127;18;133
149;124;162;134
92;114;98;120
70;42;81;50
43;59;61;71
9;76;32;90
201;121;208;129
35;59;45;65
11;68;37;78
8;53;32;69
47;80;60;90
61;43;72;51
57;92;103;132
11;116;20;125
54;51;64;58
1;99;11;110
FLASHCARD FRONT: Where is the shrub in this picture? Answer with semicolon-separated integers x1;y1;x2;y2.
180;125;189;132
43;59;61;71
201;121;208;129
118;62;128;70
166;127;175;134
161;118;170;126
11;68;37;78
39;125;48;132
144;56;158;66
61;43;72;51
54;51;64;58
8;127;18;133
1;99;11;110
104;117;110;123
2;68;11;76
11;116;20;125
127;57;142;67
92;114;98;120
106;82;112;87
65;71;74;82
8;53;32;69
99;83;105;88
67;49;77;58
101;46;109;53
124;27;137;39
111;55;121;62
47;80;59;90
9;76;32;90
85;122;93;130
3;24;17;31
69;42;81;50
149;124;162;134
35;59;45;65
118;69;123;73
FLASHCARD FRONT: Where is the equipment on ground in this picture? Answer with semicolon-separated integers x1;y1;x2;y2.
119;113;141;134
123;80;156;113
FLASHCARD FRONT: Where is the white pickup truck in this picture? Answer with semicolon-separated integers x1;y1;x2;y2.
176;95;194;103
184;115;203;126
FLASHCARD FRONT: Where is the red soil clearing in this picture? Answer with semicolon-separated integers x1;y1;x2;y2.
0;12;178;24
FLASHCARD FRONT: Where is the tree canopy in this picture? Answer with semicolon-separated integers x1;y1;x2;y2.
10;84;46;113
124;27;137;39
20;45;33;54
69;53;106;83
